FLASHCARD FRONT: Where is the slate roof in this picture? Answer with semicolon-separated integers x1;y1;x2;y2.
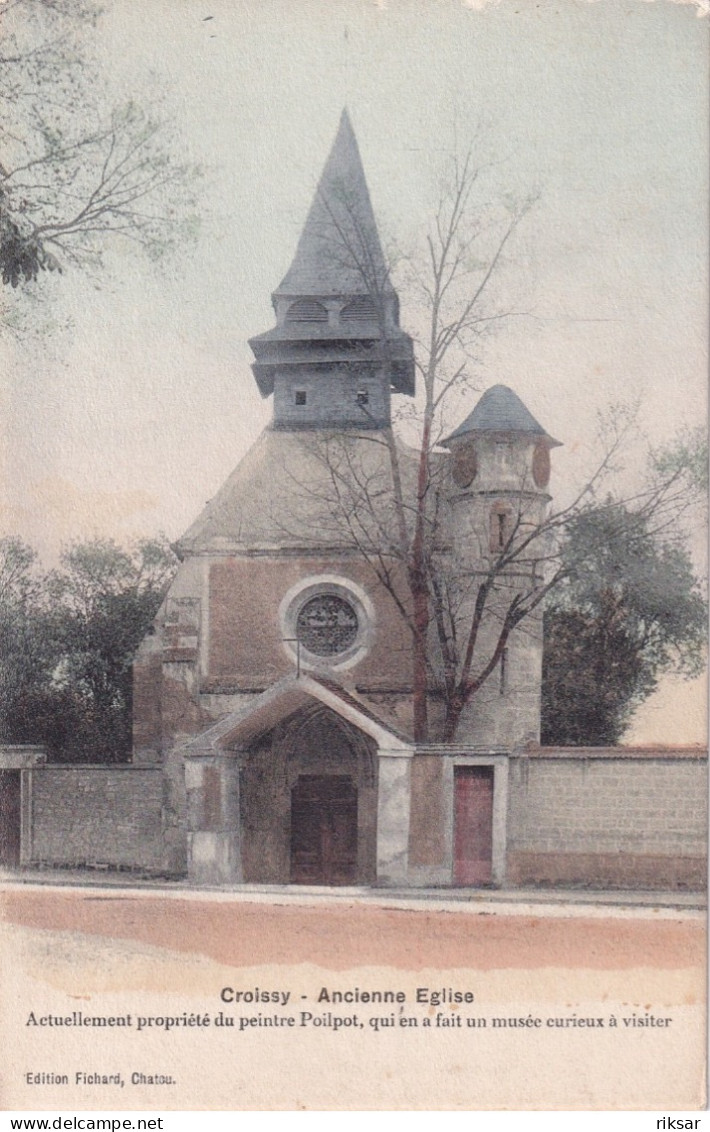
177;428;416;555
275;108;392;297
443;384;560;446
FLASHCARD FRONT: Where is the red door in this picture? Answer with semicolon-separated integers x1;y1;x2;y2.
454;766;494;885
290;775;358;885
0;771;22;866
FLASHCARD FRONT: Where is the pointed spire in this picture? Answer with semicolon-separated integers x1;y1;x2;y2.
276;109;391;296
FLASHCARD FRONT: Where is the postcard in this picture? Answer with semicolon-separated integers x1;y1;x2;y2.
0;0;707;1114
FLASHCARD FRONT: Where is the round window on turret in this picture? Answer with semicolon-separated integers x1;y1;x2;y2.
532;443;550;488
452;446;478;488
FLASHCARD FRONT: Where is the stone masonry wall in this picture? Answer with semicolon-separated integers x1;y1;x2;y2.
507;753;707;888
28;766;166;872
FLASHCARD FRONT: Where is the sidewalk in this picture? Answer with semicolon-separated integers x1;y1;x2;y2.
1;865;705;915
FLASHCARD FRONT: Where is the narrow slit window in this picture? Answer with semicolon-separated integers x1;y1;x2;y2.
356;390;369;406
499;647;508;695
490;503;511;553
295;390;307;406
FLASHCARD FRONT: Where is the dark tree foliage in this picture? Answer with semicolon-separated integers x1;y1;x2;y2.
0;201;53;287
0;536;177;762
0;537;60;744
541;503;706;746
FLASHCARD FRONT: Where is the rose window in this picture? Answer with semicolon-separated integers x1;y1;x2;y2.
296;594;359;657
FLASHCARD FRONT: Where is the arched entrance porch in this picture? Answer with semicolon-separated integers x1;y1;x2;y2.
181;673;413;887
239;703;377;885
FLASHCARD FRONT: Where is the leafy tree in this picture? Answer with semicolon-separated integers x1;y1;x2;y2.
45;537;178;761
0;0;197;293
0;535;177;762
0;536;62;747
541;502;706;745
649;426;708;527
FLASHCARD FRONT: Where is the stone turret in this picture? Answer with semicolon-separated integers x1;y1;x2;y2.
249;109;414;430
442;384;561;746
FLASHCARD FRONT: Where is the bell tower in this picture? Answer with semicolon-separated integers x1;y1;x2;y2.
249;110;414;430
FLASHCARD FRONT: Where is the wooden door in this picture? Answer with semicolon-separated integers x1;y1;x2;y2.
0;771;22;866
454;766;494;885
290;775;358;885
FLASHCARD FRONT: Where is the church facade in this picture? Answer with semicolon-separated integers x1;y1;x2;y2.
1;114;705;892
129;111;560;887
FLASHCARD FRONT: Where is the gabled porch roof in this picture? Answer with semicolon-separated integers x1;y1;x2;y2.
182;673;413;756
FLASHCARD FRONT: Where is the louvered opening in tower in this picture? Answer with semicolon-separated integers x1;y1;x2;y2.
286;299;329;323
341;296;378;321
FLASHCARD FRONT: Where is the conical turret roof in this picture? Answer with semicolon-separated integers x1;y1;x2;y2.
443;385;560;445
276;109;391;297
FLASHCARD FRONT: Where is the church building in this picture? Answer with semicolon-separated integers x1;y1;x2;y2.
2;113;704;893
128;110;558;888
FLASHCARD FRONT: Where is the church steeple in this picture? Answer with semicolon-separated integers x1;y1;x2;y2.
276;108;391;298
249;110;414;430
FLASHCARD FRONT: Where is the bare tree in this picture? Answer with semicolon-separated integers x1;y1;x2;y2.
299;145;541;740
0;0;198;292
291;143;703;743
295;401;645;741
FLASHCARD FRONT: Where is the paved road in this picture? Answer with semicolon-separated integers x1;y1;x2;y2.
1;882;704;970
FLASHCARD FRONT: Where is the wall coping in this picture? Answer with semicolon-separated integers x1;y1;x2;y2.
414;744;707;761
0;745;46;768
30;763;163;772
525;745;707;760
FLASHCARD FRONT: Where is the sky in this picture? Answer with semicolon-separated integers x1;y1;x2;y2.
1;0;707;740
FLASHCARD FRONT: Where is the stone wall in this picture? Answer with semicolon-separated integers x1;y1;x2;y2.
20;745;707;890
27;766;166;872
506;749;707;888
